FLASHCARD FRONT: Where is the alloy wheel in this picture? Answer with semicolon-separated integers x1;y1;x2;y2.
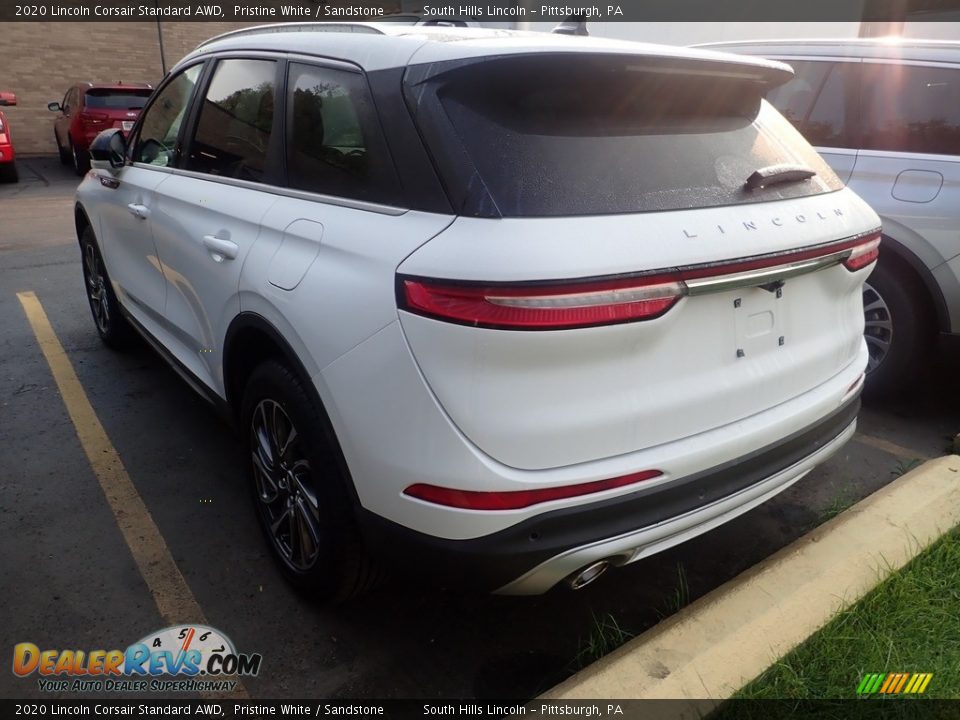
83;243;110;335
250;399;322;571
862;281;893;373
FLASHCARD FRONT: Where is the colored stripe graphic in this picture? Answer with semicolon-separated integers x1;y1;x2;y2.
894;674;909;693
858;672;933;695
879;674;895;694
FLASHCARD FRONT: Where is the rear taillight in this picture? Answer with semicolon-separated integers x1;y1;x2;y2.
401;275;684;330
78;111;109;127
403;469;662;511
399;229;882;330
842;235;881;271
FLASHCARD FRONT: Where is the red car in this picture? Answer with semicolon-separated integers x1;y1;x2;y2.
49;82;152;175
0;91;17;183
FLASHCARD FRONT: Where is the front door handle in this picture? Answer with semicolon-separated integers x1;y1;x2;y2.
127;203;150;220
202;235;239;262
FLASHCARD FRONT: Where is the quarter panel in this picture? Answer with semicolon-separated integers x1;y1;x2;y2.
239;196;454;373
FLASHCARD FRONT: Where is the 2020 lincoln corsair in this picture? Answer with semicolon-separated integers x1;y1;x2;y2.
75;23;881;599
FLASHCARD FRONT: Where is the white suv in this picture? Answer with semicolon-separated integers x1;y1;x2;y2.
76;23;880;599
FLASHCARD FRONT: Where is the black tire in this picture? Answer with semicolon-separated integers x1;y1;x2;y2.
57;132;71;165
862;258;932;399
0;161;16;183
71;139;90;176
241;360;379;602
80;225;134;349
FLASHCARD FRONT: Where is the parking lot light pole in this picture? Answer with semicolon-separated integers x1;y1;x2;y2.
156;12;167;75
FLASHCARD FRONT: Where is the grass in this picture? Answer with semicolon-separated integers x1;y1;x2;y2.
728;526;960;702
891;458;924;478
817;492;857;524
572;612;634;669
658;562;691;618
572;564;689;669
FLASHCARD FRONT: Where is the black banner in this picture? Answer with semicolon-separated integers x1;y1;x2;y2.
1;699;958;718
0;0;959;23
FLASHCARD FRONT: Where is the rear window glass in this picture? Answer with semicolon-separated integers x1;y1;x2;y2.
409;55;843;217
84;89;151;110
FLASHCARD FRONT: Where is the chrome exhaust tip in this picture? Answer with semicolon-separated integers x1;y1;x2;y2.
566;560;610;590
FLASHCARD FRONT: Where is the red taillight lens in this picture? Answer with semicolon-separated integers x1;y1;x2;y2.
403;470;662;511
842;235;881;271
843;373;865;400
400;229;882;330
79;111;109;127
402;276;684;330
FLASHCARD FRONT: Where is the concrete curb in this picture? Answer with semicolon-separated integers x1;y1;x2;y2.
542;454;960;714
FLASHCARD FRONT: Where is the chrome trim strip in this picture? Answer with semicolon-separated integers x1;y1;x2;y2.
163;167;410;216
685;252;849;295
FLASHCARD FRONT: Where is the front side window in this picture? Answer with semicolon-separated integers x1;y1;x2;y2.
185;58;277;182
861;62;960;155
133;64;202;167
286;62;401;204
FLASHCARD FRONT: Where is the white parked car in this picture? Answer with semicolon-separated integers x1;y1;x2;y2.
76;23;880;599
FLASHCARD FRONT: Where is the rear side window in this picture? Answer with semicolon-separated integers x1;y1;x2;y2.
860;62;960;156
286;62;402;205
766;61;859;148
408;54;842;217
185;59;278;183
84;89;151;110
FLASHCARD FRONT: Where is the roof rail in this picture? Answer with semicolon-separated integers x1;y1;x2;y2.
196;22;384;49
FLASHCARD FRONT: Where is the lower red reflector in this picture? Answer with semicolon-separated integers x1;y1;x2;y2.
403;470;663;510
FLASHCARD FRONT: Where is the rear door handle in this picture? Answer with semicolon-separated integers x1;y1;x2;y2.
127;203;150;220
202;235;239;261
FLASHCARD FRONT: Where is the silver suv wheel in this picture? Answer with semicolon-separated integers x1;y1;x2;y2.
862;281;893;373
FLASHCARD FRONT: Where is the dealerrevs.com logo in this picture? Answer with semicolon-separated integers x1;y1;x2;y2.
13;625;261;693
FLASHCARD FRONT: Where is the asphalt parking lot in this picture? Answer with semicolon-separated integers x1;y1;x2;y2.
2;156;958;701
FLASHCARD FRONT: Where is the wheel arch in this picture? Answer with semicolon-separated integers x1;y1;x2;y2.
223;311;363;506
878;233;949;334
74;203;92;246
223;312;313;418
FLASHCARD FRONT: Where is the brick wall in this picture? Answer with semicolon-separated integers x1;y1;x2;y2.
0;22;258;155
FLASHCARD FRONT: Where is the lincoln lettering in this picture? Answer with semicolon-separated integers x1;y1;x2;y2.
682;208;844;238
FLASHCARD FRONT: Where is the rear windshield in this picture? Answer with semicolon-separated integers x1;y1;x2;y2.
406;55;843;217
84;89;152;110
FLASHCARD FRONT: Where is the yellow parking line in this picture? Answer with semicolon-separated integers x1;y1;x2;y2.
17;291;248;699
854;433;930;462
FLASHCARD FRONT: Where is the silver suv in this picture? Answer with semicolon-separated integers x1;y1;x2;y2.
699;39;960;396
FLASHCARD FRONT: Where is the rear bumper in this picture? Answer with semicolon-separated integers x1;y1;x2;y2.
357;395;859;594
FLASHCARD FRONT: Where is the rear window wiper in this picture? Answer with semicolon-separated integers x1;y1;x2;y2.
744;164;817;192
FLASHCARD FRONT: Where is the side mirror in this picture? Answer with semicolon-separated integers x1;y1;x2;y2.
0;92;17;107
89;129;127;171
47;101;61;112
